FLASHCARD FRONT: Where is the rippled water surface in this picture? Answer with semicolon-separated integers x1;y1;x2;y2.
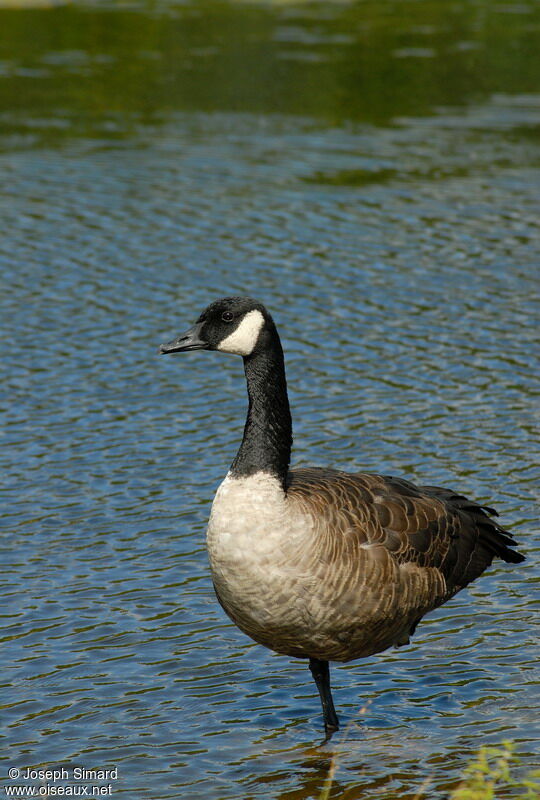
1;0;539;798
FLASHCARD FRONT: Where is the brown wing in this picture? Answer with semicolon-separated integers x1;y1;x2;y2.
286;467;524;599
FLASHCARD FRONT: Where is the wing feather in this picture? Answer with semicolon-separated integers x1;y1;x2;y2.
287;466;524;599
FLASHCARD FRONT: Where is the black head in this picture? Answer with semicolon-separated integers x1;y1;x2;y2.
159;297;275;357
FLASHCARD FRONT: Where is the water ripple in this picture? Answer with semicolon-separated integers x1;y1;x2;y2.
1;99;539;800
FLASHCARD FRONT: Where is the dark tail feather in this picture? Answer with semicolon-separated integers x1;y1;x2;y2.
501;548;526;564
422;484;526;564
474;515;525;563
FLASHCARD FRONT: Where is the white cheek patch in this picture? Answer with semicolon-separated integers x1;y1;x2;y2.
217;309;265;356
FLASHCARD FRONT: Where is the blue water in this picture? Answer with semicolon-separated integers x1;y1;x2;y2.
1;2;539;798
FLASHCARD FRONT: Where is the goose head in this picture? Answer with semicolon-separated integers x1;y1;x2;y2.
159;296;274;358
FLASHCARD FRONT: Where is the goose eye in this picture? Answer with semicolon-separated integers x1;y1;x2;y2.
221;311;234;323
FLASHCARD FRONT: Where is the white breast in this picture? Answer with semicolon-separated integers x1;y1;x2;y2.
206;471;315;651
207;471;290;567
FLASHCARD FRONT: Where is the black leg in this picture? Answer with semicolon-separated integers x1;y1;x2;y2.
309;657;339;737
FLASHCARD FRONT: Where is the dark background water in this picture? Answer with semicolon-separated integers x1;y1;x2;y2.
1;1;539;798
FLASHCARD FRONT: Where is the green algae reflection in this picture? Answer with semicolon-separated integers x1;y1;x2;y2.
0;0;540;148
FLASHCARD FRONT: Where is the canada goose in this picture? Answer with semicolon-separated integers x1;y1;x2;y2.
159;296;525;737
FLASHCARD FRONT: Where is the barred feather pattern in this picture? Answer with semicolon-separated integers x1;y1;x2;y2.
207;467;523;663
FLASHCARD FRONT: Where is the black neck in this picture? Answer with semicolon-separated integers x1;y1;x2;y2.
230;328;292;487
